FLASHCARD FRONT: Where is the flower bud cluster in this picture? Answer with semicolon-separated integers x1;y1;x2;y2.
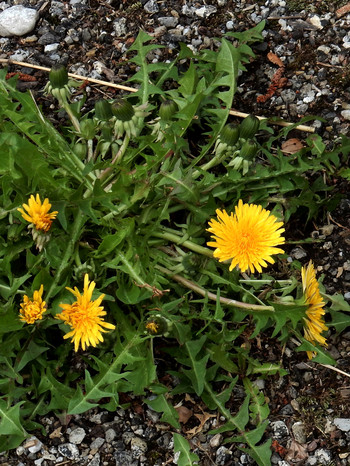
151;99;179;142
215;115;260;174
112;98;149;139
43;65;77;103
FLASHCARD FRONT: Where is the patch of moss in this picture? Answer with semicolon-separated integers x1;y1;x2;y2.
286;0;348;13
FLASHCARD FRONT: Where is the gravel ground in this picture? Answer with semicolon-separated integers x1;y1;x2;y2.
1;0;350;465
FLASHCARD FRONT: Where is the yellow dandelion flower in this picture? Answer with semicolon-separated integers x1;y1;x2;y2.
301;261;328;359
207;200;285;273
56;274;115;352
18;194;58;232
19;285;47;324
145;321;160;335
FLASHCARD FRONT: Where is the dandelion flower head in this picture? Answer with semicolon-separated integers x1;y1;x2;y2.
56;274;115;352
207;200;285;274
18;194;58;232
146;321;160;335
301;260;327;359
19;285;46;324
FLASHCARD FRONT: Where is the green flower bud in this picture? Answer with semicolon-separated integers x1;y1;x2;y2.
220;123;240;146
95;99;113;121
73;142;87;158
49;65;69;89
79;119;96;140
112;98;135;122
159;99;178;121
240;139;258;160
182;254;204;275
239;115;260;140
145;315;173;337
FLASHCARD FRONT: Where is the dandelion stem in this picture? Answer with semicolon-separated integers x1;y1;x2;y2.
156;265;274;311
192;151;228;179
116;252;147;286
46;211;86;301
57;94;81;133
99;134;130;188
151;231;213;258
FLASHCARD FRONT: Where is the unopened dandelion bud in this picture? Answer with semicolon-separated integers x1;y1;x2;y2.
79;119;96;140
159;99;178;121
73;262;95;281
74;142;87;158
220;123;240;147
240;139;258;160
95;99;113;121
239;114;260;140
112;98;135;122
49;65;69;89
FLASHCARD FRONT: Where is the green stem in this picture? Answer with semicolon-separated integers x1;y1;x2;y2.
87;139;94;162
117;252;147;286
192;150;229;179
46;211;86;301
59;96;81;133
99;134;130;189
152;231;213;258
157;265;274;312
239;279;293;285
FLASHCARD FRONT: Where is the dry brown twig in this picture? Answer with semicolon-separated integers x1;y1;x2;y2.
0;57;315;133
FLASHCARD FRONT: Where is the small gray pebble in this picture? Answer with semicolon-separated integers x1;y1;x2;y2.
271;420;289;439
158;16;178;28
334;418;350;432
113;450;138;466
290;247;307;260
105;428;117;443
130;437;148;458
87;453;100;466
90;437;105;450
144;0;158;13
292;421;307;444
58;443;80;459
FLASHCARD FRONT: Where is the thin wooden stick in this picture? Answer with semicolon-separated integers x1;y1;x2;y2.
0;58;137;93
0;58;316;132
319;363;350;378
229;109;315;133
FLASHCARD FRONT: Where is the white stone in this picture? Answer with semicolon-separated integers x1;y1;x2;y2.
343;37;350;49
195;5;217;18
9;48;30;62
341;110;350;121
69;427;86;444
0;5;38;37
309;15;323;29
209;433;222;447
113;17;127;36
44;43;60;53
271;420;289;439
314;448;332;464
334;418;350;431
144;0;159;14
317;45;331;54
27;437;43;454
